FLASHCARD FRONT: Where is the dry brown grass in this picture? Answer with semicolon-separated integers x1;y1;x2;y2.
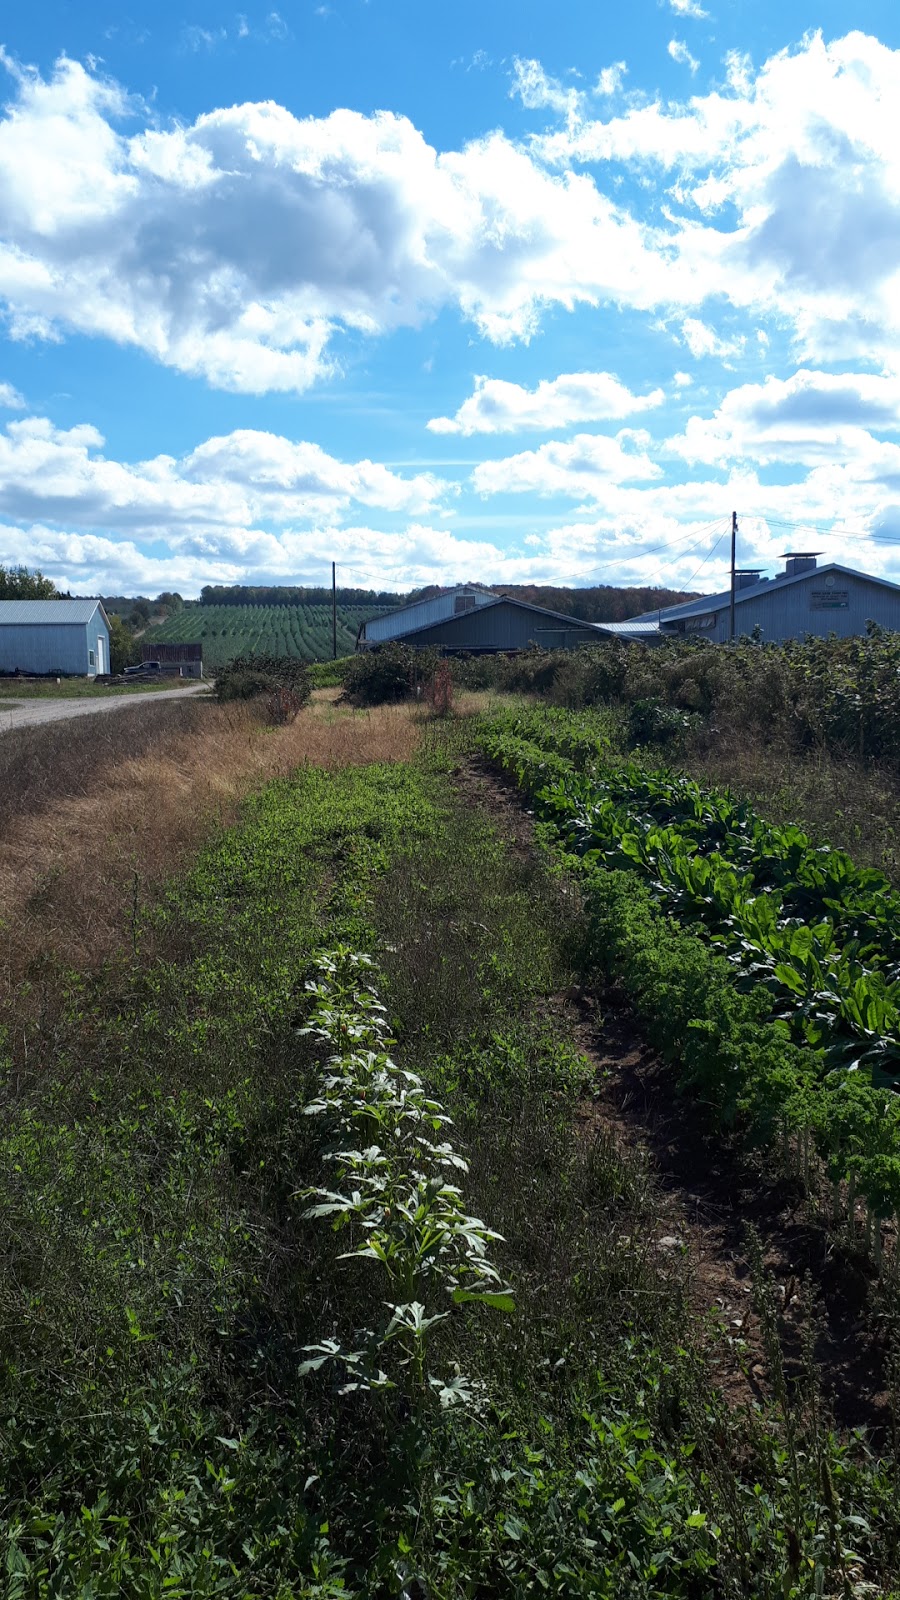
0;690;424;978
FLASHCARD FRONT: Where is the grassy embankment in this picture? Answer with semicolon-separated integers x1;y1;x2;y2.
1;693;898;1595
0;678;201;699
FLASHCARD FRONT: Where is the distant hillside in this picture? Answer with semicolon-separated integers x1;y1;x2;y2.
138;583;702;668
145;602;393;668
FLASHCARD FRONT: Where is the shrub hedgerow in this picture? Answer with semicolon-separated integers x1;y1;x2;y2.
342;642;438;705
214;651;312;712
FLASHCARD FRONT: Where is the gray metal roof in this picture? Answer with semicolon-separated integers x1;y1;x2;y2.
641;562;900;626
0;598;107;625
366;585;498;629
594;619;663;637
391;594;600;644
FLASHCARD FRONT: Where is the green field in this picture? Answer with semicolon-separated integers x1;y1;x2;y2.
144;602;391;668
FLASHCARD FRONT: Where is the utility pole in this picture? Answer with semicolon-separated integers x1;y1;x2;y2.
729;510;737;641
332;561;337;660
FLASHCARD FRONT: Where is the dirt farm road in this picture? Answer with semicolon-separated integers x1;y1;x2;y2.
0;682;209;735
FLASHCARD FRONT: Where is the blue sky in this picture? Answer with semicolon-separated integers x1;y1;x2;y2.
2;1;900;596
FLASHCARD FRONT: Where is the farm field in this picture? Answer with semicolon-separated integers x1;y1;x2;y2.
1;689;900;1597
145;601;392;668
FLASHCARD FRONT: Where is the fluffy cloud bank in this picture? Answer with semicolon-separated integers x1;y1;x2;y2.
6;32;900;393
0;415;444;534
472;430;662;497
533;30;900;364
669;369;900;466
429;370;665;434
0;50;678;393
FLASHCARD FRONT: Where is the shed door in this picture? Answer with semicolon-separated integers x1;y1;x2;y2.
96;635;105;674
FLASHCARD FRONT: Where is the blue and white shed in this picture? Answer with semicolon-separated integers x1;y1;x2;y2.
0;599;112;677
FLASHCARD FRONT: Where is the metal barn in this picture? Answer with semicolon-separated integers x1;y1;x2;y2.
359;592;599;653
0;599;112;677
615;557;900;645
361;586;499;645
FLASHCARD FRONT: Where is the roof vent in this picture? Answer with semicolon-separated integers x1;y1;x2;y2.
734;569;763;591
781;552;821;577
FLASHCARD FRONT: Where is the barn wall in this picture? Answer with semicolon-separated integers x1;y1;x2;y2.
0;623;89;675
364;590;495;643
702;571;900;643
0;616;110;676
404;600;597;652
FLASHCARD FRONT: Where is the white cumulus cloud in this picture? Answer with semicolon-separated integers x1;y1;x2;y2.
669;369;900;467
0;414;446;534
472;430;662;498
428;371;665;434
0;51;683;394
679;317;745;360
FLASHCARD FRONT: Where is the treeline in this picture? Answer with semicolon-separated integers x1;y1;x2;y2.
492;583;697;623
198;584;402;608
197;582;699;620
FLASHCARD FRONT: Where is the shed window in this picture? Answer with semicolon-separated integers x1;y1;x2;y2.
89;649;95;666
454;595;476;614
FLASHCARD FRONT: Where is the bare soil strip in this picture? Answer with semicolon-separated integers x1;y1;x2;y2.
456;757;894;1440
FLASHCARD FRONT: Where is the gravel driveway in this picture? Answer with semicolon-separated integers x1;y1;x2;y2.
0;682;209;734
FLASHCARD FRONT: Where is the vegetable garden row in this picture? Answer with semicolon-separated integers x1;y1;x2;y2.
478;706;900;1247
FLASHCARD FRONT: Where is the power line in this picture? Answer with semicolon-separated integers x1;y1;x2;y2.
579;515;728;580
755;514;900;546
679;524;733;592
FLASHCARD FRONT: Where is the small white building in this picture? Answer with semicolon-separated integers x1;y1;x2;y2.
0;599;112;677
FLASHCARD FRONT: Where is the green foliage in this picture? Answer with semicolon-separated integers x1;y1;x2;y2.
298;948;512;1407
106;611;139;675
214;651;312;716
478;706;900;1223
343;643;438;705
308;656;355;688
148;603;391;667
460;632;900;772
199;583;402;608
0;564;59;600
3;735;899;1596
0;761;443;1598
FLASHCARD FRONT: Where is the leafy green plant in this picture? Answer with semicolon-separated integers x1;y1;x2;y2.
342;642;438;706
477;706;900;1244
298;948;513;1406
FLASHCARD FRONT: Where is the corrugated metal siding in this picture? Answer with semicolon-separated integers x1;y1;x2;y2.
364;589;495;642
399;600;597;652
0;616;111;676
706;572;900;643
0;599;105;625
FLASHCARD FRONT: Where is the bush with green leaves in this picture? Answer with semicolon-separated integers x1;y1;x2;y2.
214;651;311;712
342;642;438;705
